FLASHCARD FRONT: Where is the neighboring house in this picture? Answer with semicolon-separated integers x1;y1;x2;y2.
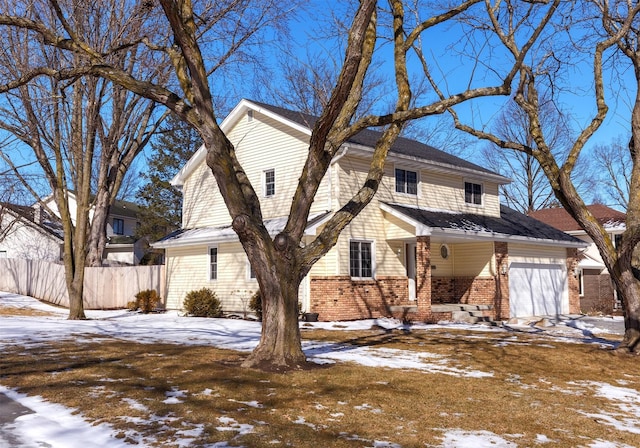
529;205;626;314
153;99;586;321
0;202;63;261
1;192;144;265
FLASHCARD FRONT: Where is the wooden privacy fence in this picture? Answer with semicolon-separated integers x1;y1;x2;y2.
0;259;165;309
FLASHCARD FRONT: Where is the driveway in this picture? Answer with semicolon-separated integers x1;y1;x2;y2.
0;392;34;448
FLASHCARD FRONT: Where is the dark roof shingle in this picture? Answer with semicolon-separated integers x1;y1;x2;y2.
385;203;583;244
251;101;499;177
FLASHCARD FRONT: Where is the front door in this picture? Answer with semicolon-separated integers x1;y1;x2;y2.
406;243;417;300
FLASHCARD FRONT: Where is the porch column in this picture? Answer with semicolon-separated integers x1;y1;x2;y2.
416;236;432;317
494;242;509;320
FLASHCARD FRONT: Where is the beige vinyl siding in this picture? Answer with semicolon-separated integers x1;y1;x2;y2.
166;242;315;312
336;156;501;218
165;243;258;311
332;204;406;277
182;162;229;228
422;172;500;217
164;246;209;309
509;243;567;265
181;110;331;229
430;242;493;277
383;210;416;240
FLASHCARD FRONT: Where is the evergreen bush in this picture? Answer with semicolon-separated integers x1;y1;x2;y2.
183;288;223;317
133;289;160;313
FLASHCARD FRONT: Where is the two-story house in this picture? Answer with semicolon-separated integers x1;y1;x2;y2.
0;192;144;265
154;99;586;321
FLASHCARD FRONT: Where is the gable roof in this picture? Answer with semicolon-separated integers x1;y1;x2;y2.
528;205;626;232
381;203;585;247
172;99;510;187
0;202;64;241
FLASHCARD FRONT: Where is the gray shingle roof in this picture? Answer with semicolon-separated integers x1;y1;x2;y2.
384;203;584;245
251;101;498;176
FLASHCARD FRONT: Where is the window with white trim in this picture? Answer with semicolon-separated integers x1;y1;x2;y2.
350;240;373;278
209;247;218;280
264;169;275;197
464;181;483;205
395;168;418;195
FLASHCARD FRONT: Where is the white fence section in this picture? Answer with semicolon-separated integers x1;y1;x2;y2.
0;259;165;309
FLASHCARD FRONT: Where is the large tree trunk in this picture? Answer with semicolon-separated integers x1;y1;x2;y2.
67;270;86;320
242;269;305;371
614;266;640;352
239;228;306;371
86;191;111;267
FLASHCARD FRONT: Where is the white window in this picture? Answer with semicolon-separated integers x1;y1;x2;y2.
0;250;7;258
350;240;373;278
464;181;483;205
248;258;257;280
113;218;124;235
395;168;418;195
264;169;275;197
209;247;218;281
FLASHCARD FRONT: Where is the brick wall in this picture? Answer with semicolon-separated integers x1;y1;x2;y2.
580;270;614;314
309;276;411;321
431;276;498;319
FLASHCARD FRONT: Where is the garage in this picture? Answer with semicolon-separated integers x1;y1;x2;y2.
509;262;569;317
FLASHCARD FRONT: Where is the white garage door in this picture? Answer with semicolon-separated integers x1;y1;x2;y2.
509;262;569;317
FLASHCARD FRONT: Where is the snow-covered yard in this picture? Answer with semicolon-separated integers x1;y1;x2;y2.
0;291;636;448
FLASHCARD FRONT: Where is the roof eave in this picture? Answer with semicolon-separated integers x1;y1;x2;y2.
345;143;511;184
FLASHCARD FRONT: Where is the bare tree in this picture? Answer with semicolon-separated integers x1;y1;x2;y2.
0;0;171;318
481;95;574;214
451;1;640;352
0;0;560;369
587;136;630;210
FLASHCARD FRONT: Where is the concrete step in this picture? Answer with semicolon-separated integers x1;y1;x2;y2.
431;303;493;313
450;309;498;326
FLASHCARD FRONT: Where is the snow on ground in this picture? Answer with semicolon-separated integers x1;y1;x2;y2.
0;291;630;447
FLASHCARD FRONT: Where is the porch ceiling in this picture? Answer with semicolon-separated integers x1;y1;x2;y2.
380;202;587;248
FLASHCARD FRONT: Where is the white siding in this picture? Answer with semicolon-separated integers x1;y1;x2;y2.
0;215;61;262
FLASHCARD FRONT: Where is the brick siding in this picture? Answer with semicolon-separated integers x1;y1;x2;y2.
309;276;411;321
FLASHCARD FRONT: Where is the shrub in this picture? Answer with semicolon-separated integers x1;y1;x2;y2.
126;300;138;312
183;288;223;317
249;290;262;321
133;289;160;314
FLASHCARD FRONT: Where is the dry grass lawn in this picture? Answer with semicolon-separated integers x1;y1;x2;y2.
0;310;638;447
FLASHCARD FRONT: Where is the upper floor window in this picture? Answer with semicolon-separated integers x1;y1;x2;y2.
209;247;218;281
464;182;483;205
264;169;275;197
113;218;124;235
350;240;373;278
395;168;418;195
